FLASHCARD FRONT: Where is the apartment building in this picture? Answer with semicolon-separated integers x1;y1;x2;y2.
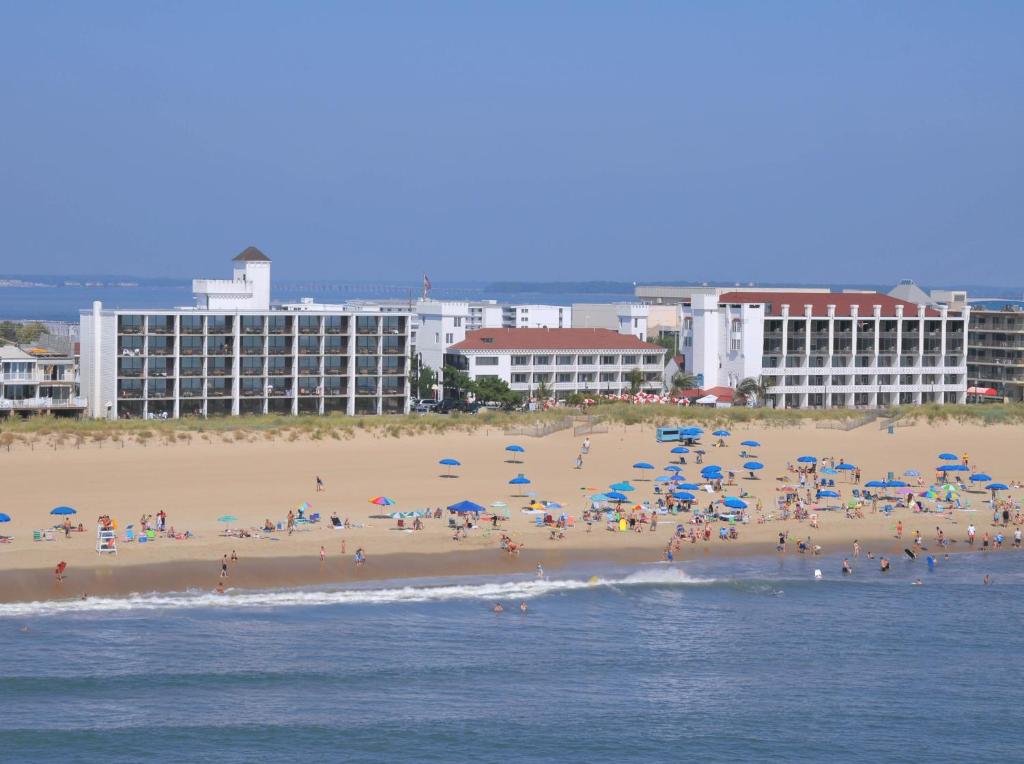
571;303;649;341
79;247;411;419
967;300;1024;402
0;344;83;417
445;328;666;400
679;290;969;409
501;304;571;328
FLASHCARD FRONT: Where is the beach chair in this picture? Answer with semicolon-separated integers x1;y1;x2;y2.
44;530;55;541
567;515;575;528
330;516;343;529
33;530;42;542
502;508;511;521
309;513;320;523
852;489;861;498
277;522;284;531
396;518;405;529
535;516;544;527
448;518;457;529
124;528;135;542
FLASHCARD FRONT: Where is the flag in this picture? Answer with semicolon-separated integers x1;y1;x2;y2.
422;273;432;297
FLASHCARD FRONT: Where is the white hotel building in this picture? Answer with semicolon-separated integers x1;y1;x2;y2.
445;328;666;399
79;248;412;419
679;290;969;409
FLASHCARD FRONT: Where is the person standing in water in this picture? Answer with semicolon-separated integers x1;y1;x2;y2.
536;563;544;578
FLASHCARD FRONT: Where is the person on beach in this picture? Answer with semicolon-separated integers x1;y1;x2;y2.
842;559;853;575
493;603;504;613
316;475;324;492
967;524;976;545
582;437;590;454
896;521;903;539
575;454;583;470
536;563;544;578
355;548;366;566
519;601;528;613
230;550;238;562
215;581;225;594
880;557;890;573
55;560;67;583
287;510;296;535
320;546;326;563
220;555;229;578
853;540;861;558
341;539;346;555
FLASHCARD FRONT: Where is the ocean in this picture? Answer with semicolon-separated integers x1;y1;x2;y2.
2;552;1022;763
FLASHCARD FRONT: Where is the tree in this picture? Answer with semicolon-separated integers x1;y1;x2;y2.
626;367;644;395
671;372;697;393
736;376;769;407
473;376;521;408
652;334;679;356
17;322;47;344
416;365;438;400
535;379;552;402
442;365;473;400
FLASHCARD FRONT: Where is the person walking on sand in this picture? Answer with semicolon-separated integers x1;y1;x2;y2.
55;560;67;583
316;475;324;492
575;454;583;470
536;563;544;578
968;524;976;545
341;539;346;555
896;521;903;539
582;437;591;455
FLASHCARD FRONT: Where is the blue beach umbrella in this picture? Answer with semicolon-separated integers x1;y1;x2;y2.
937;464;969;473
609;481;635;492
938;453;958;461
50;506;77;516
654;475;673;483
722;497;747;510
671;491;696;501
505;445;525;463
740;440;760;447
664;465;682;473
904;470;920;477
987;483;1009;491
677;483;701;490
590;493;610;502
439;458;461;477
509;474;531;485
0;513;10;523
700;465;722;476
865;480;886;488
447;500;484;514
670;446;690;454
605;491;628;502
969;473;992;483
743;461;764;471
818;490;840;498
712;430;731;437
797;456;817;464
633;462;654;470
837;463;856;471
820;467;838;475
681;427;703;438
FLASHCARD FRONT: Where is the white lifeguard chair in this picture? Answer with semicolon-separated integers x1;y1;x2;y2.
96;526;117;555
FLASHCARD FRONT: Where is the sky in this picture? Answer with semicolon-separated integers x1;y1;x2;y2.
1;1;1022;286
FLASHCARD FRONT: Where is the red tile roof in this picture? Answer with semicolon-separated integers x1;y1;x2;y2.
449;328;665;352
676;386;735;401
716;291;940;318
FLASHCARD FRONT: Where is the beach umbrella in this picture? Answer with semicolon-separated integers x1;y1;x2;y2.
671;491;696;501
670;446;690;454
217;514;237;528
509;474;531;485
590;493;610;502
609;481;635;492
700;466;722;478
50;506;77;516
712;429;731;437
664;465;683;473
439;458;461;477
740;440;761;447
605;491;628;502
369;496;395;506
987;483;1009;492
722;497;747;510
904;470;920;477
938;453;958;461
0;513;10;523
677;483;701;490
837;463;856;471
865;480;886;488
797;456;817;464
490;501;508;508
654;475;673;483
633;462;654;470
447;500;484;514
743;461;764;471
937;464;968;472
505;444;525;463
885;480;908;488
969;473;992;483
820;467;838;475
818;490;840;498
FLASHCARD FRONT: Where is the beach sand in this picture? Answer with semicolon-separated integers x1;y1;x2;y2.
1;419;1020;602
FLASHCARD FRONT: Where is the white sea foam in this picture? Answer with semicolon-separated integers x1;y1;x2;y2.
0;566;712;618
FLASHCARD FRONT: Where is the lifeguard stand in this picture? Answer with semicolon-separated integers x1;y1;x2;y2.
96;526;117;554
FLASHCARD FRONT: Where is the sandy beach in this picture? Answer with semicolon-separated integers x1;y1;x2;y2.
1;418;1021;602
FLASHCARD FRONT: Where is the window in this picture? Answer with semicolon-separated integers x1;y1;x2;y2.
643;354;660;365
556;355;574;365
683;337;692;347
454;317;462;327
511;355;530;366
511;373;529;384
578;355;595;365
730;339;741;351
445;333;454;344
600;355;617;365
476;356;498;366
621;355;638;365
533;355;551;365
556;372;573;383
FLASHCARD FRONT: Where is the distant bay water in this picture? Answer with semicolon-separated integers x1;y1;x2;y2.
0;282;634;323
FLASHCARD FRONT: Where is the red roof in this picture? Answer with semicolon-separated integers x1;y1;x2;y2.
676;386;735;401
716;291;940;318
449;328;665;352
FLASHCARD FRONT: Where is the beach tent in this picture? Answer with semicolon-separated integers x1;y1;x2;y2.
447;500;484;514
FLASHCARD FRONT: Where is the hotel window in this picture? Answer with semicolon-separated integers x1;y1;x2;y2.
324;316;346;334
382;356;404;373
298;357;319;373
621;355;638;365
556;373;573;383
324;336;345;353
511;373;529;384
356;316;379;335
445;333;454;344
118;315;144;334
324;356;346;373
241;316;264;334
453;317;462;327
730;339;742;351
208;316;232;334
556;355;574;366
180;315;203;334
643;354;660;365
599;372;616;382
476;357;498;366
600;355;617;365
533;355;551;365
683;337;692;347
578;355;595;365
356;336;378;354
511;355;530;366
356;356;378;374
382;316;404;335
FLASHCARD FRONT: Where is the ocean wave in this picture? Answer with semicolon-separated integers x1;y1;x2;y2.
0;567;713;618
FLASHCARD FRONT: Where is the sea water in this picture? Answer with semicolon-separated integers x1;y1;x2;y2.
1;553;1022;763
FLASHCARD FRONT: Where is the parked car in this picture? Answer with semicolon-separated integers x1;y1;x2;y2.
413;399;438;413
435;399;480;414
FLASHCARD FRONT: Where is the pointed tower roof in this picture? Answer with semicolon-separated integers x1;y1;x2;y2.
232;246;271;263
887;279;931;306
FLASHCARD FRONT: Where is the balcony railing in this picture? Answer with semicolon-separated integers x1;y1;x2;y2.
0;396;86;409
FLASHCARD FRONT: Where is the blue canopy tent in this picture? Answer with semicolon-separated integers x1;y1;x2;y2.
447;500;484;514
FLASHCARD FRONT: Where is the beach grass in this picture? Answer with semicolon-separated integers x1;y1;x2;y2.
0;403;1021;448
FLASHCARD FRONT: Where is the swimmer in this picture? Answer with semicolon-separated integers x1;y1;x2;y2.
912;579;923;586
215;581;225;594
493;602;504;613
80;592;88;601
814;569;823;580
984;575;991;585
519;601;528;613
880;557;890;573
18;625;30;633
842;559;852;575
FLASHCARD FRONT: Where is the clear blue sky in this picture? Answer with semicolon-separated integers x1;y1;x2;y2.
1;2;1021;285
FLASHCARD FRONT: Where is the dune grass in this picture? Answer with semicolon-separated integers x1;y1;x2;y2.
0;403;1020;449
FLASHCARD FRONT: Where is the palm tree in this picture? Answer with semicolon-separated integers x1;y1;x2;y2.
626;367;644;395
671;372;698;394
736;376;769;407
